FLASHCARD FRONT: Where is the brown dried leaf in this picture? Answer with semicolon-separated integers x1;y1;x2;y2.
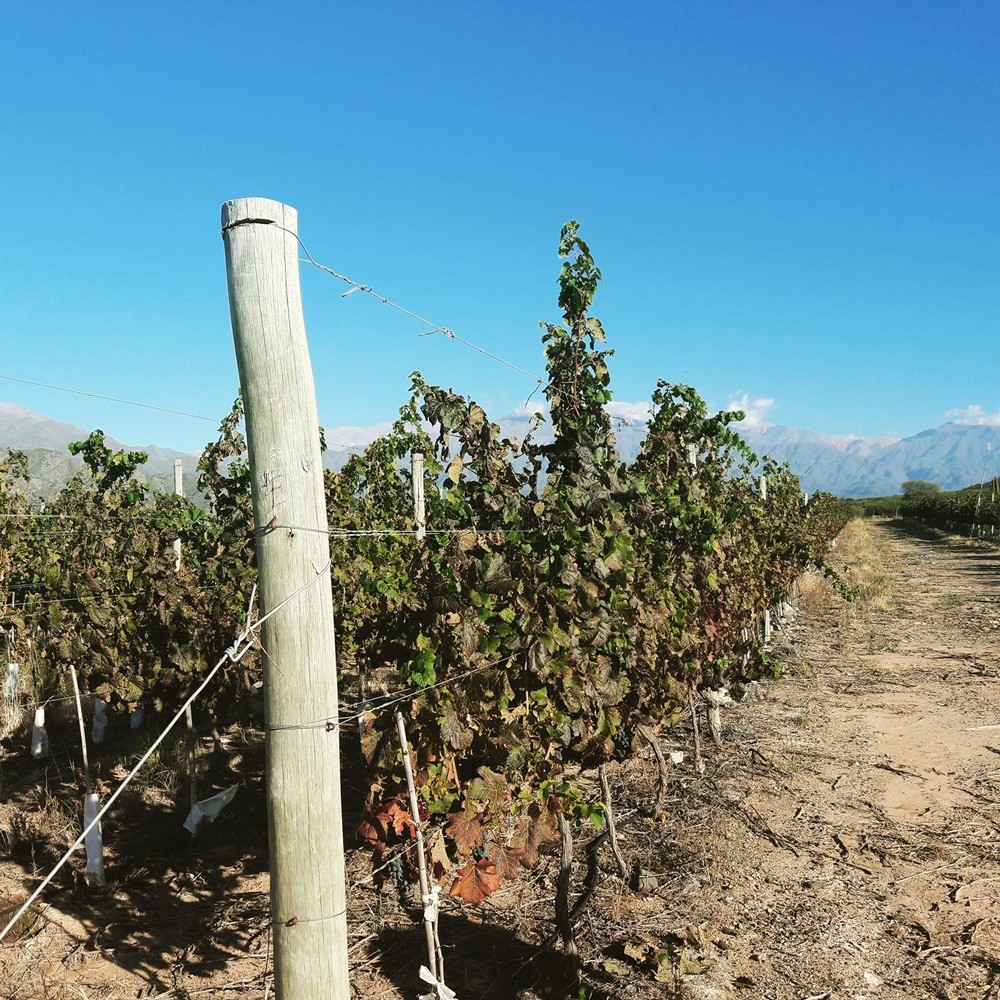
445;811;483;856
440;701;473;751
624;937;655;963
513;804;559;868
448;859;500;904
602;958;632;978
355;810;385;846
426;826;451;876
358;713;381;766
466;766;509;818
488;842;525;880
468;403;486;431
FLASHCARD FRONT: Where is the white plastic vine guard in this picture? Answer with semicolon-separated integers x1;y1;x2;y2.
419;964;457;1000
92;698;108;744
30;706;48;759
84;792;105;887
4;663;18;703
183;785;238;834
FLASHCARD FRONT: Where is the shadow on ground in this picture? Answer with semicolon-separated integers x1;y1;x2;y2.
0;718;371;994
369;913;609;1000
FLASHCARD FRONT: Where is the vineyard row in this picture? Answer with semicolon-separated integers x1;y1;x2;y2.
0;223;854;925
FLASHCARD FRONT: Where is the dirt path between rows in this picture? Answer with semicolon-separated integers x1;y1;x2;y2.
678;518;1000;999
1;517;998;998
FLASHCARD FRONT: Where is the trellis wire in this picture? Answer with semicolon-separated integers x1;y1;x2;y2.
290;235;548;391
0;372;357;450
0;580;266;944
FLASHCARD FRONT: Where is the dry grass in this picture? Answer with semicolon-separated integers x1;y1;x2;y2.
0;649;56;743
835;517;901;617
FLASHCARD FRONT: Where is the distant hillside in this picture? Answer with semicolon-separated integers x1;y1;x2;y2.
0;402;367;502
496;408;1000;498
0;402;200;502
3;401;999;501
736;422;1000;497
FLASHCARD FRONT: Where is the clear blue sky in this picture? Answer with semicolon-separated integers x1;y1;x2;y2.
2;2;997;453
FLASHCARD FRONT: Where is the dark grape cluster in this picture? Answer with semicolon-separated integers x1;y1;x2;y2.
387;851;411;903
612;725;633;761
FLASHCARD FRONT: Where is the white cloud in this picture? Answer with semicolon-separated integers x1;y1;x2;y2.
504;399;653;425
507;395;775;431
944;405;1000;427
507;400;549;418
328;395;780;448
728;393;777;432
606;400;652;424
323;421;393;449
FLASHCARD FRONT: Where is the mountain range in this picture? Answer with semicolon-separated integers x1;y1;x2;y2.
493;408;1000;497
1;401;998;501
0;402;204;501
734;421;998;497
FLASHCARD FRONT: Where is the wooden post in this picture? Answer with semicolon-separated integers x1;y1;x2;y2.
221;198;349;999
70;667;91;789
411;452;426;539
395;711;440;985
71;666;105;887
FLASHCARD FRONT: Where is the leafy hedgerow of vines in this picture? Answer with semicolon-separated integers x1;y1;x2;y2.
5;433;168;705
1;420;260;714
900;487;999;534
341;222;851;901
0;450;31;601
0;220;852;909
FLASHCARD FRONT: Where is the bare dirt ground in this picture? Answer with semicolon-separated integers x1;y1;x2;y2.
1;517;998;998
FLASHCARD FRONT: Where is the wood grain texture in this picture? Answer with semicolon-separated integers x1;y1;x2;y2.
222;198;349;999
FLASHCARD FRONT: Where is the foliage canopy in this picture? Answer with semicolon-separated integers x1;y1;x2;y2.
0;221;852;905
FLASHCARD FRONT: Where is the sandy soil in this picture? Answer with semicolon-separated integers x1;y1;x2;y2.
667;518;1000;1000
1;518;998;998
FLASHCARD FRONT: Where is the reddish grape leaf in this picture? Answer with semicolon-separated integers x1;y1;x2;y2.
488;842;525;880
355;810;385;846
445;810;484;855
448;859;500;904
380;800;416;838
